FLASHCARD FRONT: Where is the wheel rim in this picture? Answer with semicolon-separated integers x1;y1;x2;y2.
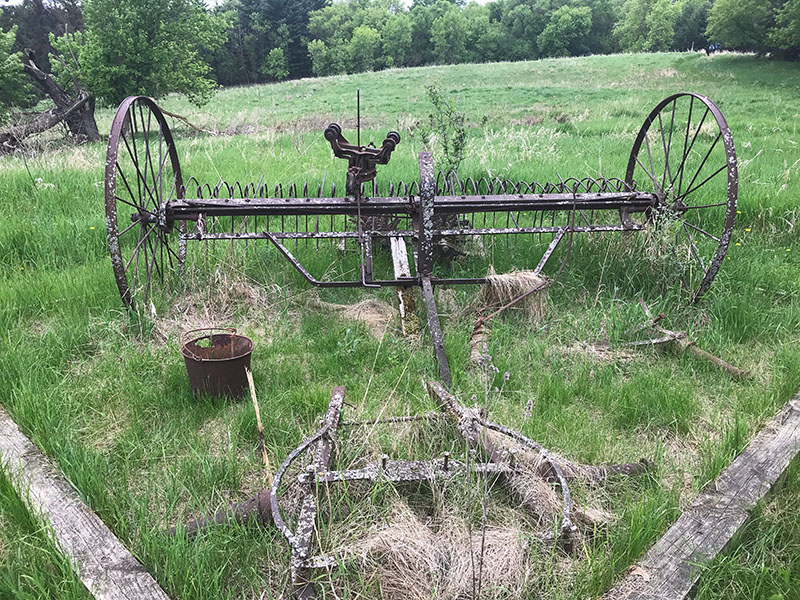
626;93;737;303
105;96;184;309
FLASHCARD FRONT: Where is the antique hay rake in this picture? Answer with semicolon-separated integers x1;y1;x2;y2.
104;92;738;382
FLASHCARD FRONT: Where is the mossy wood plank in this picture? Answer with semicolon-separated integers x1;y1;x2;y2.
0;406;171;600
606;395;800;600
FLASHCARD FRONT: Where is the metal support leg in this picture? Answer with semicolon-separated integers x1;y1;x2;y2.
421;277;451;387
416;152;451;386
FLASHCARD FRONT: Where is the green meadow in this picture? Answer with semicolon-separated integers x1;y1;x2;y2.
1;51;799;598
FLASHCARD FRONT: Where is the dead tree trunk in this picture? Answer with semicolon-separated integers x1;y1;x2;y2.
0;94;92;152
21;50;99;142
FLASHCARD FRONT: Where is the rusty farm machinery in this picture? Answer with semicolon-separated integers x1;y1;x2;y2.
104;92;737;597
105;92;737;383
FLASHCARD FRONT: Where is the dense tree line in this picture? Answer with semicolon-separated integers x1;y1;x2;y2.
243;0;798;79
1;0;798;127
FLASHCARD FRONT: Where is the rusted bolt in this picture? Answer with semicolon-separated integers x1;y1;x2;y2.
443;451;450;470
380;454;388;469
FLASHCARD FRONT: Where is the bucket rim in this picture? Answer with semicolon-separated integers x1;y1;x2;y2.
180;328;254;362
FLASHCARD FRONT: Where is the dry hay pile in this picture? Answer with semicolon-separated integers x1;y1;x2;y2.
350;501;532;600
152;271;279;344
471;267;550;366
475;267;549;322
308;295;395;339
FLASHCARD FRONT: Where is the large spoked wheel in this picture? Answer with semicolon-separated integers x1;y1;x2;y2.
626;93;737;303
105;96;185;309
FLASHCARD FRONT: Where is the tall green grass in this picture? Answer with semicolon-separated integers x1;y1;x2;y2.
0;51;798;598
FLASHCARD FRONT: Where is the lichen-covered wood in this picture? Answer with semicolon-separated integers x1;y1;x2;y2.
0;406;170;600
605;394;800;600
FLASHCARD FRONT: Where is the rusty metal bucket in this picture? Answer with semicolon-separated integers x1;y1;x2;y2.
180;328;253;398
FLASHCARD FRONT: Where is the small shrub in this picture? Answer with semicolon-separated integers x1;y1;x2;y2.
418;83;467;176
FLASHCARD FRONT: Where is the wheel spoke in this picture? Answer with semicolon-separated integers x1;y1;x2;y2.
164;235;181;266
682;221;705;271
117;219;140;238
682;219;720;242
644;133;660;194
141;103;158;210
153;151;172;201
671;106;710;197
143;231;156;302
121;133;159;212
657;112;668;191
679;96;694;196
124;224;156;272
677;134;722;202
127;107;142;204
658;100;676;191
131;223;146;293
158;123;164;205
115;193;155;218
144;227;162;284
681;201;728;210
635;155;660;191
115;163;150;213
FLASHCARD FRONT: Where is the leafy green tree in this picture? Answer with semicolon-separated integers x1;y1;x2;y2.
672;0;711;50
308;38;345;76
614;0;677;52
235;0;326;79
500;1;544;60
471;18;510;62
705;0;772;52
382;12;412;67
614;0;651;51
0;0;84;75
48;29;85;92
206;0;250;86
263;47;289;80
768;0;800;59
68;0;227;106
430;5;468;64
583;0;619;54
0;24;33;125
348;24;382;72
644;0;678;51
537;5;593;57
408;2;441;66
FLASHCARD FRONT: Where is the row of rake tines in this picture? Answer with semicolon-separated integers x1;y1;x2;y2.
180;172;634;200
178;172;636;258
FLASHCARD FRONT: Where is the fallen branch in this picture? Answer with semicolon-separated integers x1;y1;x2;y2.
673;334;753;380
21;51;99;142
427;381;652;552
160;108;218;136
626;301;753;380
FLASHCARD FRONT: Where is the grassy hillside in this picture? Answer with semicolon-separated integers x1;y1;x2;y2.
1;51;799;599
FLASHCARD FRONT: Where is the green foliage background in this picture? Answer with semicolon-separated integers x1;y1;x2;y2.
1;0;798;117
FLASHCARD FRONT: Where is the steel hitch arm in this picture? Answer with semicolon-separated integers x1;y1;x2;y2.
324;123;400;196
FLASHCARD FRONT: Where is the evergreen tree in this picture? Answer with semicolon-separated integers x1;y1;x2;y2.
672;0;711;51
